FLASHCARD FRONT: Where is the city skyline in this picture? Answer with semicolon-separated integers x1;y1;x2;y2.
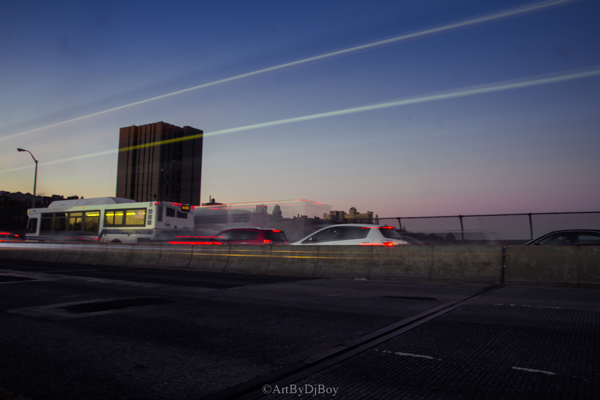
1;0;599;217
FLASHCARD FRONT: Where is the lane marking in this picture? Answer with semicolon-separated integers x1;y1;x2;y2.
494;303;563;310
394;352;435;360
513;366;556;375
377;349;436;359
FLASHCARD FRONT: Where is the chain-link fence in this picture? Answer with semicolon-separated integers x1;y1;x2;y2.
377;212;600;244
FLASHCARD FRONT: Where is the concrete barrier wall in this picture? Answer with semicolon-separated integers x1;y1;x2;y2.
505;246;599;286
78;244;108;265
0;243;28;260
4;243;64;262
157;245;193;269
312;246;374;279
100;244;134;266
127;244;163;268
266;247;319;277
57;244;84;264
431;245;502;283
369;245;433;281
225;246;272;275
2;242;598;286
578;246;600;286
34;243;63;263
187;245;230;272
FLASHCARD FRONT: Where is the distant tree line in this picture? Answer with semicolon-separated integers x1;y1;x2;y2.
0;192;79;235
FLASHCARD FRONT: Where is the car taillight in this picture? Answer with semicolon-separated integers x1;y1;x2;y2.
382;241;395;247
168;241;222;245
264;239;272;244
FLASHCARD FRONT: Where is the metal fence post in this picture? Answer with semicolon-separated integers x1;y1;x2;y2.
528;213;533;240
501;245;506;284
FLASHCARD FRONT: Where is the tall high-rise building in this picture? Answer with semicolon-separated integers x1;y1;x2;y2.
116;122;203;204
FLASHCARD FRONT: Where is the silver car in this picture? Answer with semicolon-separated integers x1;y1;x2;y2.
291;224;421;246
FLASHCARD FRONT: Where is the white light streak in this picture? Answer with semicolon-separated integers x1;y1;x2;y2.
1;149;117;174
1;67;599;175
202;69;600;139
0;0;577;143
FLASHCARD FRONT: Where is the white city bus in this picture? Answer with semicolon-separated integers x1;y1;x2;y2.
25;197;195;243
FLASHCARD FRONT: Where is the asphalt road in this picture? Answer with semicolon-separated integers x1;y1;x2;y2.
0;259;598;400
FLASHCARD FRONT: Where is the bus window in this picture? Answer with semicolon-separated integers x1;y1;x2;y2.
69;212;83;231
105;209;145;227
105;210;125;226
26;218;38;233
125;209;146;226
104;211;114;225
41;214;53;233
54;213;67;232
157;206;163;222
84;211;100;233
166;208;175;217
104;211;115;226
114;210;124;225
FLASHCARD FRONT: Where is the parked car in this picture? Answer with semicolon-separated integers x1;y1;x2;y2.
291;224;422;246
214;227;289;245
525;229;600;246
0;231;24;242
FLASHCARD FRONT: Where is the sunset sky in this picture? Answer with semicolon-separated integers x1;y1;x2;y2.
1;0;599;218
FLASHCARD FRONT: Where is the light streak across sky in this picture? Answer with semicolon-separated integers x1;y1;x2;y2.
0;0;578;143
202;68;600;137
2;66;598;175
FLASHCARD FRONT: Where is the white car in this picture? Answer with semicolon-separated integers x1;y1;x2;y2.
291;224;422;246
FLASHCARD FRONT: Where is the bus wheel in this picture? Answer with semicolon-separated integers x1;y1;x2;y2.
111;239;122;243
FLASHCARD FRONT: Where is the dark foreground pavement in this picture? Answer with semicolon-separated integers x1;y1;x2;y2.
0;259;598;400
254;286;599;400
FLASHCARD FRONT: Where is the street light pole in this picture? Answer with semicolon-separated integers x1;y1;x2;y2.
17;148;38;208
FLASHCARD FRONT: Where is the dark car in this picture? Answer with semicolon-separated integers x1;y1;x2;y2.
215;227;289;245
525;229;600;246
